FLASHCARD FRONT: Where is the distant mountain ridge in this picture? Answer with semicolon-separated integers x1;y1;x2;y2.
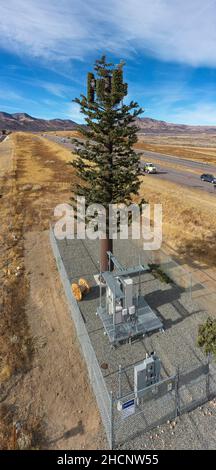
135;117;216;134
0;111;216;134
0;112;77;131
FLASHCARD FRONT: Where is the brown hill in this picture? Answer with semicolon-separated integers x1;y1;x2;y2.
0;112;77;132
136;117;216;134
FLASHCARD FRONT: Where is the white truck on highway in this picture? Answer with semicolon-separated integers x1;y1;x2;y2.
143;162;157;174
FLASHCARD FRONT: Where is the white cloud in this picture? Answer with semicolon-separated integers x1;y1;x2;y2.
0;85;38;104
112;0;216;67
1;0;216;67
169;103;216;125
0;87;23;101
36;80;74;98
67;102;83;123
127;78;216;125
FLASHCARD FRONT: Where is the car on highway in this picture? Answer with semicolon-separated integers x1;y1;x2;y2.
143;162;157;174
200;173;216;184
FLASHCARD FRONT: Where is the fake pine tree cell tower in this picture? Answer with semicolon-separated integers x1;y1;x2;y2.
70;56;143;271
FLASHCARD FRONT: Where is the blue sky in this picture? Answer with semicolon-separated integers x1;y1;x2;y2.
1;0;216;125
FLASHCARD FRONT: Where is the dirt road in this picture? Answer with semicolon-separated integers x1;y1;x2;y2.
22;230;104;449
0;136;13;176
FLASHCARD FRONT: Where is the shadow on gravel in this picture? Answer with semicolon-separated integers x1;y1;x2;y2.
145;284;204;331
47;420;84;445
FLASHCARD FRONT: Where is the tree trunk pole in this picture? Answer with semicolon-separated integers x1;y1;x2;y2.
100;237;113;272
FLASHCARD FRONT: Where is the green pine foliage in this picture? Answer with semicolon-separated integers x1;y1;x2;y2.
111;68;126;105
87;72;95;103
70;55;144;235
197;317;216;357
96;77;105;101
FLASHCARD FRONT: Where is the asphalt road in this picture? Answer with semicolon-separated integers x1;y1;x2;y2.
141;149;216;173
0;135;8;143
139;149;216;194
43;134;216;195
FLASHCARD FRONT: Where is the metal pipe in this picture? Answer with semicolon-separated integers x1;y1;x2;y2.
108;251;111;272
113;281;116;341
118;365;122;399
99;263;102;308
100;238;113;272
109;391;114;449
138;254;141;301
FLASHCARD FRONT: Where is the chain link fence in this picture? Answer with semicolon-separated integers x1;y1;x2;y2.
115;236;193;299
50;226;216;449
50;226;112;447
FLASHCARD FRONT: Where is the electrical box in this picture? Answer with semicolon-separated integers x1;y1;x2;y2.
134;353;161;398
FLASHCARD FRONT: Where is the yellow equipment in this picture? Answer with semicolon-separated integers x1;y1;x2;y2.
71;278;90;301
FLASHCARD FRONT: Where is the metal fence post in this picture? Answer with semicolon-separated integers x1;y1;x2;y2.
118;365;122;399
206;354;210;400
90;345;93;385
110;391;114;450
175;366;180;417
190;273;192;302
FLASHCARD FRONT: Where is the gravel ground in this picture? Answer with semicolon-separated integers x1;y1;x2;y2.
55;236;216;449
118;398;216;450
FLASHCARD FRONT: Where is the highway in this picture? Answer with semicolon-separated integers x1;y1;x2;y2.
139;150;216;194
141;149;216;173
0;135;8;143
43;134;216;195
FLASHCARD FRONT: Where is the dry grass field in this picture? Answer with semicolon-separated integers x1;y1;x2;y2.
139;175;216;267
47;130;83;138
135;134;216;165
